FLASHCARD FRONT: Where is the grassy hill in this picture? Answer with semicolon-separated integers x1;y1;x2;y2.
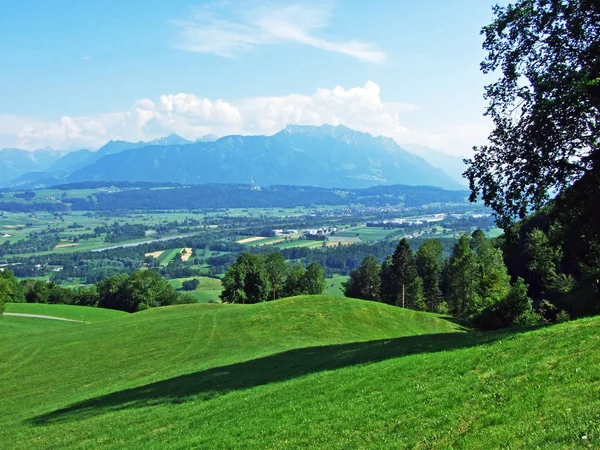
1;303;128;337
0;296;598;448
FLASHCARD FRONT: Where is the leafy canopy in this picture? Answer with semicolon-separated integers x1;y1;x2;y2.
465;0;600;227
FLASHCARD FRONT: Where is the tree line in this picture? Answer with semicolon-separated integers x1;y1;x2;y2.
343;231;545;330
0;268;194;315
220;252;326;303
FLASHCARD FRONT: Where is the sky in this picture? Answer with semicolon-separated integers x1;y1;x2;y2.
0;0;503;156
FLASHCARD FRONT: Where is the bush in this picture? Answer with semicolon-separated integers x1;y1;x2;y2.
472;278;541;330
181;278;200;291
556;310;571;323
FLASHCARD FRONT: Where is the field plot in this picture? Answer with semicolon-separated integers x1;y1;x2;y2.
144;250;164;259
168;276;222;303
334;226;395;242
236;236;267;244
180;248;193;261
257;237;285;246
326;236;361;247
54;243;79;249
272;239;325;250
158;248;182;266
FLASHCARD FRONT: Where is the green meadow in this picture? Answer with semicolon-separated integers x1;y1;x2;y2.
167;276;222;303
1;303;128;337
334;226;395;242
0;296;598;448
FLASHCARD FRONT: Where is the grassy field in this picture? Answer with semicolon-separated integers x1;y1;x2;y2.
1;303;128;337
157;248;182;266
4;303;128;322
334;226;395;242
0;296;597;448
167;276;222;303
324;275;349;297
272;239;325;249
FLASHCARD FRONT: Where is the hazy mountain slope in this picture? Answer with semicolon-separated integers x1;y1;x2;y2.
401;143;469;186
0;148;66;183
68;125;463;190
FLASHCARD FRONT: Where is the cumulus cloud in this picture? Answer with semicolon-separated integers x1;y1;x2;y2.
171;2;386;63
1;81;488;156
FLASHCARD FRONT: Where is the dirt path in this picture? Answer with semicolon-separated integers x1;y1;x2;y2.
3;313;85;323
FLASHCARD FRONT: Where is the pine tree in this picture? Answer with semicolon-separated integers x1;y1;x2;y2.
416;239;444;312
446;235;479;318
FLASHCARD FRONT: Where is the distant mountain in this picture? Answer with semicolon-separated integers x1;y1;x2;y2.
68;124;463;190
0;148;67;184
401;144;468;186
0;136;191;188
148;133;192;146
195;134;219;143
48;149;94;173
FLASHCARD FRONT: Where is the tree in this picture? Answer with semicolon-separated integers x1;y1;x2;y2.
220;253;270;304
182;278;200;291
264;252;289;300
381;239;423;309
299;262;326;295
283;263;306;297
416;239;444;312
97;274;129;311
123;270;180;310
379;257;396;305
21;279;50;303
0;269;24;303
470;229;511;309
445;235;479;318
472;277;539;330
343;256;381;301
465;0;600;227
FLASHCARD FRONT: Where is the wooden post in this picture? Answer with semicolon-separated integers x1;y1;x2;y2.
402;284;405;308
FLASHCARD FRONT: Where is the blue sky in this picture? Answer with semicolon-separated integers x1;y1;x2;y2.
0;0;502;155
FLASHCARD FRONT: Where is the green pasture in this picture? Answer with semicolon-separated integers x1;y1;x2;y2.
167;276;222;303
157;248;182;266
272;239;325;249
1;303;128;337
324;275;349;297
0;296;596;448
334;226;395;242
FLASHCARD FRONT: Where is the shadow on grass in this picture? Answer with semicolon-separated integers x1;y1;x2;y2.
439;316;472;332
31;328;523;426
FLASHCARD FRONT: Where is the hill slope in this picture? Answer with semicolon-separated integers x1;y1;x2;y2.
67;125;463;190
1;296;597;448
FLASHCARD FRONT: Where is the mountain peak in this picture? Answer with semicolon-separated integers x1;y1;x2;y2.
282;123;353;134
195;134;219;143
147;134;191;146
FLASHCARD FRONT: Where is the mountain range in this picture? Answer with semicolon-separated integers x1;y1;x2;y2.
0;125;467;190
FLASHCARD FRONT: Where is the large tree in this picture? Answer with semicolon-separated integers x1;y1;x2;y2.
416;239;444;312
343;255;381;301
465;0;600;227
470;229;511;308
381;239;424;309
445;235;480;318
220;253;271;304
299;262;326;296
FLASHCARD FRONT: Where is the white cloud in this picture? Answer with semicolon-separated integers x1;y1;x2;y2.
0;81;488;156
171;2;386;63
